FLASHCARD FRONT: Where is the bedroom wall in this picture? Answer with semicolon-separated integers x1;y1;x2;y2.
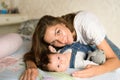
1;0;120;47
0;24;19;35
0;0;21;35
18;0;120;47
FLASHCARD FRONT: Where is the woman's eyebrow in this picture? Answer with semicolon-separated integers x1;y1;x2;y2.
55;27;58;36
50;27;58;45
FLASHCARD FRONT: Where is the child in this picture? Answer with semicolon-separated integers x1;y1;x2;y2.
39;42;106;72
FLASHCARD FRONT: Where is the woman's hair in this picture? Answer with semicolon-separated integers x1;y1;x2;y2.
24;12;77;66
61;12;76;32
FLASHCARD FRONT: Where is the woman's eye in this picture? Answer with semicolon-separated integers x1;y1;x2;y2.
56;30;61;35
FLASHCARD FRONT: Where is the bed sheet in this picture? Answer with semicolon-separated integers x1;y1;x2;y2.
0;40;120;80
0;40;31;80
66;68;120;80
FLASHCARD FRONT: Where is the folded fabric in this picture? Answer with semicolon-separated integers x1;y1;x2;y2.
37;69;74;80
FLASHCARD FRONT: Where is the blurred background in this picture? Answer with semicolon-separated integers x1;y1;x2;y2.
0;0;120;47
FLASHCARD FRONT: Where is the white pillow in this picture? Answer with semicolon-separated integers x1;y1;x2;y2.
0;33;23;58
18;19;39;40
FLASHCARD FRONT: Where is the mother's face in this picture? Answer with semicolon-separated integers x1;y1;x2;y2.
44;23;74;47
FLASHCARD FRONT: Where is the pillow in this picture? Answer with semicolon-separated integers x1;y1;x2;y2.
38;69;74;80
0;33;23;58
18;19;39;40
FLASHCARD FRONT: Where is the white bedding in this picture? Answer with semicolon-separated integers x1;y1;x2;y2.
0;40;120;80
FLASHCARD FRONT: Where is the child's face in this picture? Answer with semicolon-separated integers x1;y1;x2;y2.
48;53;69;72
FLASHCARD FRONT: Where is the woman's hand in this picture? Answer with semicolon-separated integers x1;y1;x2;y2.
20;68;38;80
20;60;38;80
72;64;102;78
72;39;120;78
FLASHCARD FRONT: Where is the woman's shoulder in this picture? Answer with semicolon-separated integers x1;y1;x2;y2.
75;11;96;19
74;10;99;26
76;10;95;15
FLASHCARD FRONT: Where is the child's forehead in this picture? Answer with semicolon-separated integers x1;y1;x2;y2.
49;53;63;58
49;53;60;56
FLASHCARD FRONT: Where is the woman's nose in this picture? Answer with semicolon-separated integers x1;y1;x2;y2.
56;37;64;44
56;36;66;44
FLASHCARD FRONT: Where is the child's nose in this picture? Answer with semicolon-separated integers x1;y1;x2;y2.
59;59;63;64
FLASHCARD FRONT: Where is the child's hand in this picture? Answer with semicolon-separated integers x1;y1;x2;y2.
48;45;57;52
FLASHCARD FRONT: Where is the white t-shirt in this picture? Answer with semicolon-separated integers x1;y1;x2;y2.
74;11;106;45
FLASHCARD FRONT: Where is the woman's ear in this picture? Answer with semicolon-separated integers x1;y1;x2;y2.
48;45;57;52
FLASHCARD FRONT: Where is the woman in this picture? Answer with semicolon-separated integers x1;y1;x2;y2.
20;11;120;80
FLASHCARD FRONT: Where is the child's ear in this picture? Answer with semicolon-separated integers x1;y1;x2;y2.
48;45;57;52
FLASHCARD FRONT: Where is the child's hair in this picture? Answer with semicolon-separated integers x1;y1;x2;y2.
38;50;57;72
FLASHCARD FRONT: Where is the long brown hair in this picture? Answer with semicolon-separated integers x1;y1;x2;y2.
24;12;76;66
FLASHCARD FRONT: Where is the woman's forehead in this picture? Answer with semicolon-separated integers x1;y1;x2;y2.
44;27;55;43
47;23;64;29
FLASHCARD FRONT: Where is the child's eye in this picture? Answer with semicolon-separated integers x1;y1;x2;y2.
58;56;60;60
57;65;60;68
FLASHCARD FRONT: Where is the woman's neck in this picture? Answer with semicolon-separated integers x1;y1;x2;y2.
72;30;77;41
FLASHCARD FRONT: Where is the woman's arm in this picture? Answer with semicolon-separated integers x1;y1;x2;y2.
72;39;120;78
96;39;120;71
20;51;39;80
20;60;38;80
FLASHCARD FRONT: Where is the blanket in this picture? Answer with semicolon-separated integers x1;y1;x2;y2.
0;40;120;80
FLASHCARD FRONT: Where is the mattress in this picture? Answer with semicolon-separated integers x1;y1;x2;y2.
0;40;120;80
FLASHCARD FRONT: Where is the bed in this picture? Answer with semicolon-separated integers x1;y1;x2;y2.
0;38;120;80
0;19;120;80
